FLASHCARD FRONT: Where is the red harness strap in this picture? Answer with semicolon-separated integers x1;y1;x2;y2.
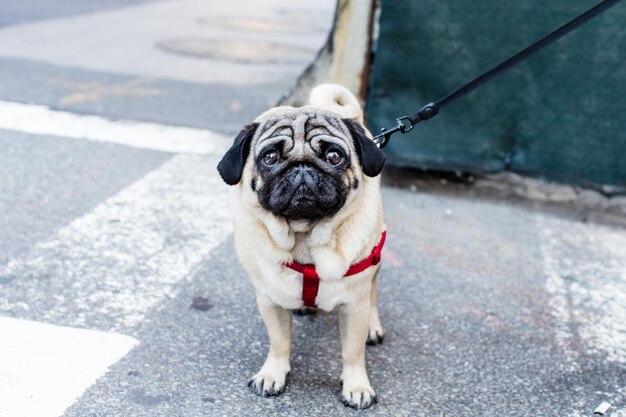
285;231;386;308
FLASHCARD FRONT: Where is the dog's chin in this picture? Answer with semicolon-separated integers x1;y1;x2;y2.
287;219;315;232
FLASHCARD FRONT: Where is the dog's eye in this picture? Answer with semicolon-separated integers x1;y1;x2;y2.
325;149;344;165
262;150;280;166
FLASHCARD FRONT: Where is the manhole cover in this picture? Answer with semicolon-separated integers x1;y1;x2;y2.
157;38;315;64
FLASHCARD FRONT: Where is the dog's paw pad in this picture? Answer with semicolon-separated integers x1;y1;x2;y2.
341;388;377;410
247;374;287;397
292;307;317;316
366;329;385;346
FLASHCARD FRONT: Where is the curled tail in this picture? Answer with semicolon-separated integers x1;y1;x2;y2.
309;84;364;124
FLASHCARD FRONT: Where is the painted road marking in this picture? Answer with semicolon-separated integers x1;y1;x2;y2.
0;100;229;154
0;316;138;417
540;215;626;365
0;108;234;415
0;153;233;332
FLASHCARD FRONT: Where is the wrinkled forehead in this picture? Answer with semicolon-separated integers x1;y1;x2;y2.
251;108;352;156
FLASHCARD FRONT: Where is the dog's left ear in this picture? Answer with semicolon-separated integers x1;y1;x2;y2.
217;123;259;185
343;119;385;177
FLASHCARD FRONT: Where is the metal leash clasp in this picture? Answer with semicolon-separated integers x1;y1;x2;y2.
372;102;439;148
373;116;414;148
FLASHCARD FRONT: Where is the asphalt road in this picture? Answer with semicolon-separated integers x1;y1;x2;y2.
0;1;625;417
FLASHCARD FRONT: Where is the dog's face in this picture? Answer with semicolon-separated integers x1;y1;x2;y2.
217;108;385;222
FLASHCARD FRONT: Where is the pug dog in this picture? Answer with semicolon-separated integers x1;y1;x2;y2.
217;84;386;410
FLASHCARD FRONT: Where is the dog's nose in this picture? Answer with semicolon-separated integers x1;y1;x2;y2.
292;164;319;191
291;164;315;184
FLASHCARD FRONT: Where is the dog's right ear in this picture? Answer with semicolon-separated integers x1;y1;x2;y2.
217;123;258;185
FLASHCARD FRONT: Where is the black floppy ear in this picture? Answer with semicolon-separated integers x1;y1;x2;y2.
217;123;259;185
343;119;385;177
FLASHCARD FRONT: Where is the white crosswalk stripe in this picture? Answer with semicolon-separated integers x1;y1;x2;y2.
540;215;626;367
0;153;232;331
0;317;138;417
0;100;229;154
0;117;234;416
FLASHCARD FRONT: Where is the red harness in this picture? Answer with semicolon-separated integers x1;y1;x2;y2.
284;231;386;308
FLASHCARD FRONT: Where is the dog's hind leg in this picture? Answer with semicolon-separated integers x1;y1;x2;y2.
366;268;385;346
248;293;292;397
292;307;317;316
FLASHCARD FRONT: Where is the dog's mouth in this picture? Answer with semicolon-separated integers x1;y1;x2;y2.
279;183;341;220
259;164;347;220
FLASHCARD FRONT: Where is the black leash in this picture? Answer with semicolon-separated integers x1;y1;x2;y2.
373;0;623;148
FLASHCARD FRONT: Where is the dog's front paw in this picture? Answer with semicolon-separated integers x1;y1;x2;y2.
341;385;377;410
340;367;377;410
247;360;290;397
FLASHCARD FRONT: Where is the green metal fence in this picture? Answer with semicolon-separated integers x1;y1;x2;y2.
367;0;626;194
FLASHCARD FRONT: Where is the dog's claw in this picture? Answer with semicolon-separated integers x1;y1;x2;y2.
247;376;286;398
366;331;385;346
341;387;376;410
341;393;375;410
